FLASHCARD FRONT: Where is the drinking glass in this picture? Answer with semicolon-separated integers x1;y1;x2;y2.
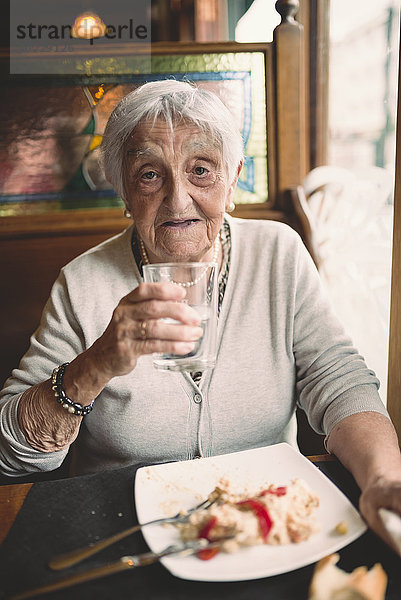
143;262;218;371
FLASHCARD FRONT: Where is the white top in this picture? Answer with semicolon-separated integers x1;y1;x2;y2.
0;216;387;476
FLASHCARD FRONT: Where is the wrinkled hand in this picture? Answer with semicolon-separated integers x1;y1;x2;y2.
359;475;401;554
90;282;203;378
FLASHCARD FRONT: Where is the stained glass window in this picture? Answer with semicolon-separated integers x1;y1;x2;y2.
0;51;267;216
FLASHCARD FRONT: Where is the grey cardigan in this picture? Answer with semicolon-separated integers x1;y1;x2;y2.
0;216;387;476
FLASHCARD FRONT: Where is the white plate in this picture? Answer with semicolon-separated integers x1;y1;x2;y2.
134;443;366;581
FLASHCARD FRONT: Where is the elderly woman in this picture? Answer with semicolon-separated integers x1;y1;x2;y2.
0;80;401;551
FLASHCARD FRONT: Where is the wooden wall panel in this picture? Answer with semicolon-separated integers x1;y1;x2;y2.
0;210;127;388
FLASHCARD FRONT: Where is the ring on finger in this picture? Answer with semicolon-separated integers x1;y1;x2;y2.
140;320;148;340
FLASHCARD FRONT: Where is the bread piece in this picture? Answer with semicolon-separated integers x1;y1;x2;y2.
308;553;387;600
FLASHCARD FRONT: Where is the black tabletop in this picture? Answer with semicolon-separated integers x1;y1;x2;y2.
0;459;399;600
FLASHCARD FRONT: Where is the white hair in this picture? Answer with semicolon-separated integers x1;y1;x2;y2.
100;79;244;199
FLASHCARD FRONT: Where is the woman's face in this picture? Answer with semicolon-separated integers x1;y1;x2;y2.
123;118;239;263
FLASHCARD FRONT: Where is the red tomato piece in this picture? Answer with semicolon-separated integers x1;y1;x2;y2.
198;515;218;540
197;515;220;560
236;499;273;541
197;546;220;561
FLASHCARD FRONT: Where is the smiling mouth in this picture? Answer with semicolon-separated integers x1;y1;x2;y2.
162;218;201;228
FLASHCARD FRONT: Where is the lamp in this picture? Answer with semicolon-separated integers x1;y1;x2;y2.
71;11;107;40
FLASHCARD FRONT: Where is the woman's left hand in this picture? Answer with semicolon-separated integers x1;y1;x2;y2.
359;475;401;554
327;411;401;555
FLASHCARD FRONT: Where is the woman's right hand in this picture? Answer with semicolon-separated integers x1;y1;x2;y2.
89;282;203;379
18;284;202;454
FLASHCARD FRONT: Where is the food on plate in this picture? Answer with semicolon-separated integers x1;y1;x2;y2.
334;521;348;535
308;553;387;600
177;478;319;559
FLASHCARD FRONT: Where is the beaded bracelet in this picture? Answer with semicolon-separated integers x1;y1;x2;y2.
51;363;95;417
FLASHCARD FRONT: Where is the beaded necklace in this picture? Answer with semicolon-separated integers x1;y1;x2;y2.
138;234;220;288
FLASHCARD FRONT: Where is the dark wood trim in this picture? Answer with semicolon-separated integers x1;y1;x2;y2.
0;483;32;545
265;40;278;205
4;40;274;60
282;186;319;266
274;4;307;208
0;204;293;239
308;0;330;167
387;31;401;442
308;454;336;462
0;208;127;240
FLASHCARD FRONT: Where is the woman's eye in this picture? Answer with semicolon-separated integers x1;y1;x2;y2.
194;166;208;176
141;171;157;180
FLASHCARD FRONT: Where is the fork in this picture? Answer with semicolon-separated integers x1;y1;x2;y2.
12;537;231;600
49;495;218;570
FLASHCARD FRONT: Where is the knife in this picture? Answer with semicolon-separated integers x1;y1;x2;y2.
9;537;229;600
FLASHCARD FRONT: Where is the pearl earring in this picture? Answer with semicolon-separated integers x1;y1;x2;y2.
227;201;235;213
124;208;132;219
